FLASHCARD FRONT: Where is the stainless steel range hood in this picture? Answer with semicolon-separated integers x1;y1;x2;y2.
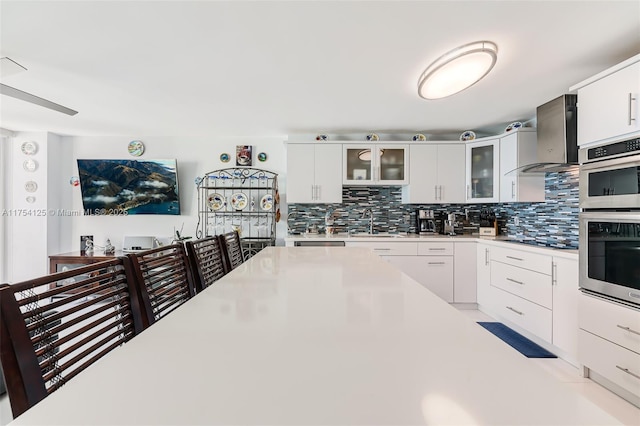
519;94;578;173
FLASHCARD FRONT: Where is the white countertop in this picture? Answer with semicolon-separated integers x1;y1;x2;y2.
10;247;604;425
285;233;579;259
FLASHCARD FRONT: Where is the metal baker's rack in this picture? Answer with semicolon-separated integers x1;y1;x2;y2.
196;167;279;259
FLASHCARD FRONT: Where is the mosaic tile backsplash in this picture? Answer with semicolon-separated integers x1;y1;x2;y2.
288;171;579;249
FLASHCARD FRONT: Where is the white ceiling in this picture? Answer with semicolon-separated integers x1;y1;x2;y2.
0;0;639;139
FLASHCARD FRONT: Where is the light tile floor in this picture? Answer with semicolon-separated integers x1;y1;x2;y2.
1;309;639;425
458;308;640;426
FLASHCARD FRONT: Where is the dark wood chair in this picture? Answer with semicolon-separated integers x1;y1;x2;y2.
219;231;245;271
0;258;144;418
127;243;195;327
184;236;228;293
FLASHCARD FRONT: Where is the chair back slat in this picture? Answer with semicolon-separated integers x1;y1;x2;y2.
127;243;195;326
185;236;228;293
0;257;144;418
219;231;245;272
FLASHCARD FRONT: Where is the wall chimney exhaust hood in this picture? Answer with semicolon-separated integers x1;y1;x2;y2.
518;94;578;173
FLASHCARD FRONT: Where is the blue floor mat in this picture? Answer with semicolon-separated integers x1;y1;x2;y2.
477;322;557;358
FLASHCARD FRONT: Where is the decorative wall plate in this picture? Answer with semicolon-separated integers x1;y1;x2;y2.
258;152;267;162
207;193;226;211
230;192;248;210
70;176;80;187
260;194;273;211
412;134;426;141
459;130;476;141
316;134;329;141
366;133;379;141
23;159;38;172
220;153;230;163
25;180;38;193
21;141;38;155
505;122;523;132
127;140;145;157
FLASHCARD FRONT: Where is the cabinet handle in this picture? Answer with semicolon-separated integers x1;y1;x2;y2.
616;365;640;380
506;256;523;261
511;181;516;198
439;185;443;200
373;248;391;251
428;262;446;265
316;185;321;200
467;184;471;199
629;93;636;125
435;185;438;200
429;248;446;251
507;277;524;285
617;325;640;336
485;248;489;266
506;306;523;315
552;262;557;286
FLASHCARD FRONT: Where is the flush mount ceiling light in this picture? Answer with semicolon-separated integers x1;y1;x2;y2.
417;41;498;100
358;149;384;161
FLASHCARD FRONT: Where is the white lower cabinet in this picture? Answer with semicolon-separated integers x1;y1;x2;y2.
476;242;492;309
453;242;476;303
491;285;553;342
579;292;640;400
551;257;579;362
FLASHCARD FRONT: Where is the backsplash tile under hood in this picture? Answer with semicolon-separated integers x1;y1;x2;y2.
288;170;579;249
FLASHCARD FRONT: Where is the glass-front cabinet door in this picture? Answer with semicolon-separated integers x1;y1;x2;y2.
466;138;500;202
343;144;409;185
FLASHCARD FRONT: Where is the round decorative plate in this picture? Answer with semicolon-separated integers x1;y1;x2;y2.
459;130;476;141
21;141;38;155
230;192;248;210
412;134;426;141
505;121;523;132
220;153;230;163
70;176;80;187
127;140;145;157
207;193;226;211
315;134;328;141
257;152;267;162
25;181;38;193
23;159;38;172
366;133;379;141
260;194;273;211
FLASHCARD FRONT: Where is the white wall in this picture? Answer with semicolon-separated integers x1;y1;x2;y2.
58;135;287;253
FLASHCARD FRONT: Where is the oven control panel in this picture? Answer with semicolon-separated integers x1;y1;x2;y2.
587;137;640;160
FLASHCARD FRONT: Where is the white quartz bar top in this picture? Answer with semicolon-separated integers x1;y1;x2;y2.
9;247;613;425
285;233;578;259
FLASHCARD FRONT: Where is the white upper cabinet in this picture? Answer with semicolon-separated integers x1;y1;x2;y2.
343;144;409;185
287;143;343;203
402;143;465;204
466;138;500;203
572;57;640;146
499;129;545;202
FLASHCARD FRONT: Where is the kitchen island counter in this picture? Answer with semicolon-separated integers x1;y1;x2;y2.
9;247;616;425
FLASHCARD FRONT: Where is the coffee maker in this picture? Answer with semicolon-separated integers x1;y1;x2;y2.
416;209;436;234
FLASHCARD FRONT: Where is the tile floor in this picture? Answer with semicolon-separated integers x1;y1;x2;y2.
1;309;639;425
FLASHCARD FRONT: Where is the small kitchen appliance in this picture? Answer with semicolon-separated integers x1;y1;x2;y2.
416;209;436;234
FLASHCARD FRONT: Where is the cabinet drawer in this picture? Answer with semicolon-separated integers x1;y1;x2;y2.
579;293;640;354
490;261;552;309
491;286;552;342
345;241;418;256
417;242;454;256
580;329;640;398
491;246;551;274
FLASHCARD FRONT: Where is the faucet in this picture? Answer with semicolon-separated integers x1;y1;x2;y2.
361;208;374;234
287;211;298;234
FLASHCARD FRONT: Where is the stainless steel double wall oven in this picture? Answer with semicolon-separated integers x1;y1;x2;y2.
579;136;640;306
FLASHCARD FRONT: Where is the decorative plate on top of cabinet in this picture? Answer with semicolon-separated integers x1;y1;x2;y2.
21;141;38;155
127;140;145;157
459;130;476;141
